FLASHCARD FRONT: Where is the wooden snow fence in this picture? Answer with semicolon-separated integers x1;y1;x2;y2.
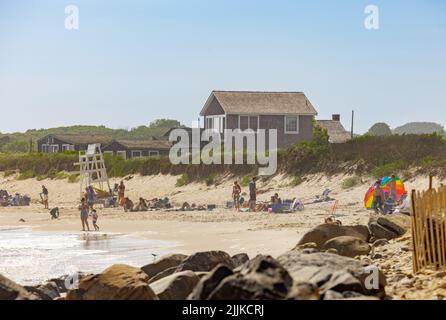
411;181;446;273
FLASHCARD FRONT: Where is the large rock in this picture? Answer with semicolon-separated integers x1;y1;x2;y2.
150;271;199;300
0;274;39;300
25;281;60;300
369;223;398;240
148;267;178;284
175;251;235;273
368;214;410;240
49;273;91;294
322;236;371;258
188;264;234;300
376;214;410;236
231;253;250;268
141;254;187;279
191;255;293;300
277;251;386;298
297;224;371;249
66;264;157;300
286;282;320;300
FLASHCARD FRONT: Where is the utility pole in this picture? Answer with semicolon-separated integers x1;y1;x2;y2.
351;110;355;139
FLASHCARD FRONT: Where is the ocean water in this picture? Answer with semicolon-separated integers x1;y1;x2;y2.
0;226;175;286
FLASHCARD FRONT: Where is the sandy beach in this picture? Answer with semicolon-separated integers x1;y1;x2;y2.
0;172;441;258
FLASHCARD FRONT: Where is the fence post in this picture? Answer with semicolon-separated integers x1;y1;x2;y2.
411;189;419;273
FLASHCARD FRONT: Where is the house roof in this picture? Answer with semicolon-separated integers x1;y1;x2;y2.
200;91;318;116
111;139;172;150
40;134;114;145
316;120;352;144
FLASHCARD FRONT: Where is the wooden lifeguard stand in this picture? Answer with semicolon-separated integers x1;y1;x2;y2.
75;144;111;198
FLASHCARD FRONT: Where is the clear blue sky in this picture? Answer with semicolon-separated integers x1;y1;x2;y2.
0;0;445;133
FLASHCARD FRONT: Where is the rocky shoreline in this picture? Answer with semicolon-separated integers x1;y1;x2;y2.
2;212;445;300
0;214;446;300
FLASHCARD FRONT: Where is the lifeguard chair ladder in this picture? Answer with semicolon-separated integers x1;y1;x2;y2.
75;144;111;199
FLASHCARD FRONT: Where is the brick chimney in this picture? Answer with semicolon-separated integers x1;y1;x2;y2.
332;114;340;121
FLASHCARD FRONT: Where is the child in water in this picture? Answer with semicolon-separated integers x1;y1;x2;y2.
91;209;99;231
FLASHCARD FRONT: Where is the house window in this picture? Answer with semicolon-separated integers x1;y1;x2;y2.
62;144;74;151
239;116;259;131
131;150;142;158
50;145;59;153
41;144;48;153
285;116;299;134
148;151;159;157
205;116;225;133
117;151;127;159
206;117;213;129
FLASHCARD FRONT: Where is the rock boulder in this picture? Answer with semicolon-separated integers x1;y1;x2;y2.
296;224;371;249
322;236;371;258
66;264;157;300
150;271;199;300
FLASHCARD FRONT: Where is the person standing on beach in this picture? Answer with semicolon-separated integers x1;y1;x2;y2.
87;185;96;209
373;181;384;214
91;209;99;231
232;181;242;212
389;175;397;201
78;198;90;231
41;185;49;209
118;181;126;206
249;177;258;212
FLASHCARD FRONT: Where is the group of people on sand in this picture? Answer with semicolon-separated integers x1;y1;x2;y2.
373;174;408;215
78;197;100;232
232;177;259;212
232;177;283;213
115;180;154;212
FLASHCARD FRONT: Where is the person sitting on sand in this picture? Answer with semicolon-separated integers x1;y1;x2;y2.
232;181;242;212
41;185;49;209
135;197;148;211
50;207;59;219
78;198;90;231
394;192;410;215
118;181;126;207
123;197;134;212
90;209;99;231
373;181;384;214
273;193;282;204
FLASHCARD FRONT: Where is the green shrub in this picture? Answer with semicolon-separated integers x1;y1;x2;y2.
289;176;303;187
17;170;34;180
372;160;409;178
3;170;16;177
342;176;362;189
205;174;215;186
46;168;59;179
36;175;47;181
240;175;251;187
55;171;70;180
68;173;80;183
175;173;189;187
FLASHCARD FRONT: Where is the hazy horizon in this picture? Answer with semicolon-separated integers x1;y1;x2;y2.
1;0;445;134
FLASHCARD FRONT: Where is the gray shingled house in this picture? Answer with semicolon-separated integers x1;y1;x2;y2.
316;114;352;144
37;134;171;158
102;139;171;159
199;91;318;149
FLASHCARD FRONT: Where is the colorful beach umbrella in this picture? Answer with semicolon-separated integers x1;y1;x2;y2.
364;176;406;209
